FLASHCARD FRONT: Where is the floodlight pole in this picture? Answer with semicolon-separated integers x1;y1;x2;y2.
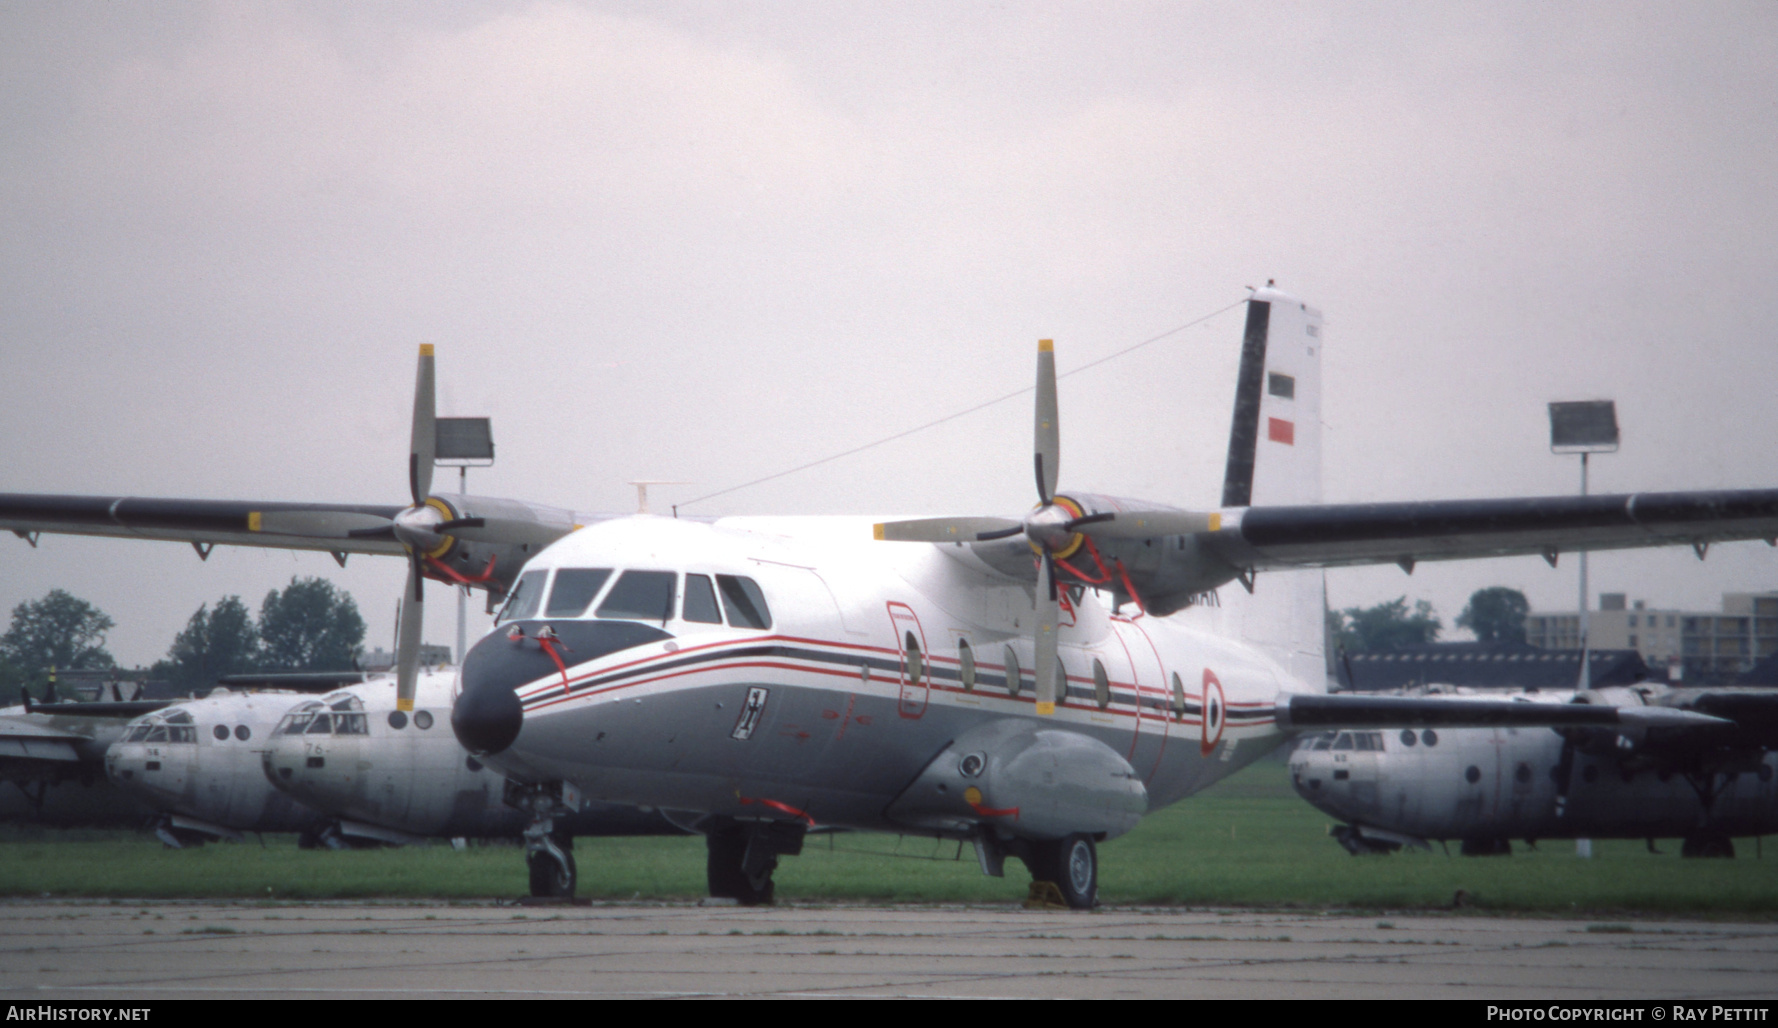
1577;452;1590;692
458;465;468;667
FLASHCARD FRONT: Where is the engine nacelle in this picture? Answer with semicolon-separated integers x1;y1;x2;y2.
884;717;1147;841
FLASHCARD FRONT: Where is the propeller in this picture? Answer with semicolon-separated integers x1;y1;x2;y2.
873;340;1218;715
392;345;437;713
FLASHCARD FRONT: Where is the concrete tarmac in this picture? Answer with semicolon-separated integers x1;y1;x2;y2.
2;900;1776;1000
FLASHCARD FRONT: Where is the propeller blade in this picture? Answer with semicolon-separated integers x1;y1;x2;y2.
1034;339;1058;505
874;516;1022;543
1034;552;1060;715
396;553;424;712
410;344;436;506
1073;509;1220;539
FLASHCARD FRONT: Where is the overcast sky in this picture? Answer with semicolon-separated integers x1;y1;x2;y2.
3;1;1776;668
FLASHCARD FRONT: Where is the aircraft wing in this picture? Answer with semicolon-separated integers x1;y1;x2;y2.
0;494;409;556
1214;488;1778;571
0;716;89;766
1276;693;1729;732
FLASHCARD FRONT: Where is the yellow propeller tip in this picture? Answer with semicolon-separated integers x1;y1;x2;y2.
1035;702;1056;716
247;511;262;532
1038;339;1054;352
396;698;414;712
872;524;886;540
1208;512;1222;532
419;344;435;357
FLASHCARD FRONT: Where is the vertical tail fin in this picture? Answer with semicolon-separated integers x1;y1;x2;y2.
1218;288;1327;689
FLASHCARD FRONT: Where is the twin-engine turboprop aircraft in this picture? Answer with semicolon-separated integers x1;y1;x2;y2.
1293;684;1778;858
6;287;1778;906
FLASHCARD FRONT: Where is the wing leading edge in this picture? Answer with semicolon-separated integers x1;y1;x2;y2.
1216;488;1778;571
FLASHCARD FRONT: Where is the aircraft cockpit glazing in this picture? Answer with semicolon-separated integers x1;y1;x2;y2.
495;567;772;630
120;708;197;744
275;695;369;738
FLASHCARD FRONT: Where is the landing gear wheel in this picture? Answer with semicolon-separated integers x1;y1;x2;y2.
707;826;776;906
526;830;576;897
1332;825;1400;856
527;846;577;897
1681;832;1735;858
1022;834;1097;910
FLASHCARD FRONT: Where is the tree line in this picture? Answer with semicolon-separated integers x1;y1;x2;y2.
0;577;365;701
1327;586;1531;654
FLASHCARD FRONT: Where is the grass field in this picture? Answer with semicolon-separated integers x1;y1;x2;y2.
3;760;1775;915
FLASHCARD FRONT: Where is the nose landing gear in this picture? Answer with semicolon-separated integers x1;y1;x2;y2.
505;779;582;898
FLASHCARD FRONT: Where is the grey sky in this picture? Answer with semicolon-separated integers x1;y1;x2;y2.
3;2;1776;667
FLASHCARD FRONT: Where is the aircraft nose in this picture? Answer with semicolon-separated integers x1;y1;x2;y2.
452;675;522;755
452;631;526;755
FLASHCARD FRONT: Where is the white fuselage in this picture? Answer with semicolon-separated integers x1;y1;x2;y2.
460;513;1315;837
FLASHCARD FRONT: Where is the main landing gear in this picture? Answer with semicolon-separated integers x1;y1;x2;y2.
1021;833;1099;910
704;818;806;906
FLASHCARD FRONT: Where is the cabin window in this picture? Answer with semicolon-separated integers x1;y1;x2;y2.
212;725;229;741
904;632;924;686
388;711;408;730
547;568;612;618
597;570;678;622
1465;765;1481;784
1092;660;1111;710
958;639;976;690
234;725;250;741
498;570;548;623
683;574;723;624
414;710;434;730
1267;372;1295;399
1400;729;1417;747
1003;646;1021;698
716;575;772;629
1171;672;1185;715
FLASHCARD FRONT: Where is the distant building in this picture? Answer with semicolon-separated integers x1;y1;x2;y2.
360;645;454;672
1336;642;1649;692
1527;591;1778;683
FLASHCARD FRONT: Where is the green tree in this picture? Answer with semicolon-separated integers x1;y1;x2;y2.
0;590;116;700
154;595;261;692
257;577;365;671
1332;596;1442;652
1456;587;1531;645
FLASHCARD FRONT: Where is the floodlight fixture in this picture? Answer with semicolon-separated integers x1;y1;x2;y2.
1549;401;1619;454
435;417;495;466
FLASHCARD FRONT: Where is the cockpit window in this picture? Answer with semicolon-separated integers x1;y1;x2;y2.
1310;732;1335;751
596;571;677;623
305;713;333;735
683;574;723;624
276;703;323;736
164;709;193;725
123;724;151;743
326;694;364;713
716;575;771;630
497;570;549;624
1331;732;1354;751
131;710;196;744
334;712;368;736
546;569;612;618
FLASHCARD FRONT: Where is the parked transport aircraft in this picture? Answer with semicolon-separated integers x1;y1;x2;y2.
5;287;1777;905
1292;685;1778;857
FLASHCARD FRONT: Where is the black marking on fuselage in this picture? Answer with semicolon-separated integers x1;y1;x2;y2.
1220;299;1272;508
